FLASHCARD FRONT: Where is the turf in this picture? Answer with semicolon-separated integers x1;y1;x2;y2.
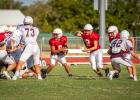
0;65;140;100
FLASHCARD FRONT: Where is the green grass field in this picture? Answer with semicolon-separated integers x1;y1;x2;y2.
0;65;140;100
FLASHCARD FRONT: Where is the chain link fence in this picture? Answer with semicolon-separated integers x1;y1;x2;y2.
37;34;140;52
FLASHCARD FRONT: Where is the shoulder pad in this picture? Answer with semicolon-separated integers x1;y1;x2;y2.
49;38;56;46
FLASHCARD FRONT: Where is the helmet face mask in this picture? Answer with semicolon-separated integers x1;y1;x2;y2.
108;25;118;38
108;32;116;39
23;16;33;25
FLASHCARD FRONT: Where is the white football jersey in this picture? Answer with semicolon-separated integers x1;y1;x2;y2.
19;25;39;45
11;30;22;47
110;39;133;54
6;30;22;48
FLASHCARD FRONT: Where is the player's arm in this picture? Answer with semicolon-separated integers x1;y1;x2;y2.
8;39;18;52
130;51;140;60
50;45;65;54
50;46;58;54
107;48;112;55
129;36;135;47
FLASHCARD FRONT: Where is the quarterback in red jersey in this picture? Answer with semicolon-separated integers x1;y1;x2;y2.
41;28;72;78
77;24;109;77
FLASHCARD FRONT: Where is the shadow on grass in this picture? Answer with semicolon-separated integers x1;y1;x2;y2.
47;74;97;80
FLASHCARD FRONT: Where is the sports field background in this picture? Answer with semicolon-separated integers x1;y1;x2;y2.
0;65;140;100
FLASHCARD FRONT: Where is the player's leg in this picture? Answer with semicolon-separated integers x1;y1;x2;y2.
2;52;16;80
114;58;137;80
124;54;134;79
89;52;100;75
58;55;72;76
108;61;121;80
96;49;109;77
41;55;56;79
47;55;56;74
109;57;133;80
12;45;32;80
33;47;42;80
131;64;137;81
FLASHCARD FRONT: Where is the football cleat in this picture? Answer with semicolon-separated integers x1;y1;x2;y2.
12;75;17;80
3;71;11;80
41;68;47;75
98;73;103;77
0;73;7;79
105;67;110;77
133;76;138;81
113;73;120;79
37;75;43;80
41;73;47;79
68;73;73;77
108;71;114;80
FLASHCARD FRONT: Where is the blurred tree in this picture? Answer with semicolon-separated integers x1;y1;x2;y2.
107;0;140;36
45;0;98;33
0;0;22;9
22;0;99;33
22;1;49;32
0;0;139;35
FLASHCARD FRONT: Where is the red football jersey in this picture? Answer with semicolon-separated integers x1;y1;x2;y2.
0;33;6;46
108;33;120;42
0;32;7;36
49;35;67;50
0;34;6;42
81;32;100;50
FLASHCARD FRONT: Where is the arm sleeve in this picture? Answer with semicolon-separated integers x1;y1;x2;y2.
61;36;67;44
49;39;55;46
92;32;99;40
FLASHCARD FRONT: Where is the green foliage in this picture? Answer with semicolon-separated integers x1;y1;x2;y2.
0;0;140;35
0;0;22;9
106;0;140;36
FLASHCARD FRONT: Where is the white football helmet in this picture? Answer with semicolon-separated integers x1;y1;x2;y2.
121;30;130;39
108;25;118;35
52;28;63;38
84;24;93;30
23;16;33;25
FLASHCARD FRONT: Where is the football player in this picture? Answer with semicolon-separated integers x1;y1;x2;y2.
108;30;140;81
0;33;16;80
41;28;72;77
107;26;136;79
12;16;42;80
121;30;139;80
76;24;109;77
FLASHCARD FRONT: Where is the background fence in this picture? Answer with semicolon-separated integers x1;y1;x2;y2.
37;33;140;53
